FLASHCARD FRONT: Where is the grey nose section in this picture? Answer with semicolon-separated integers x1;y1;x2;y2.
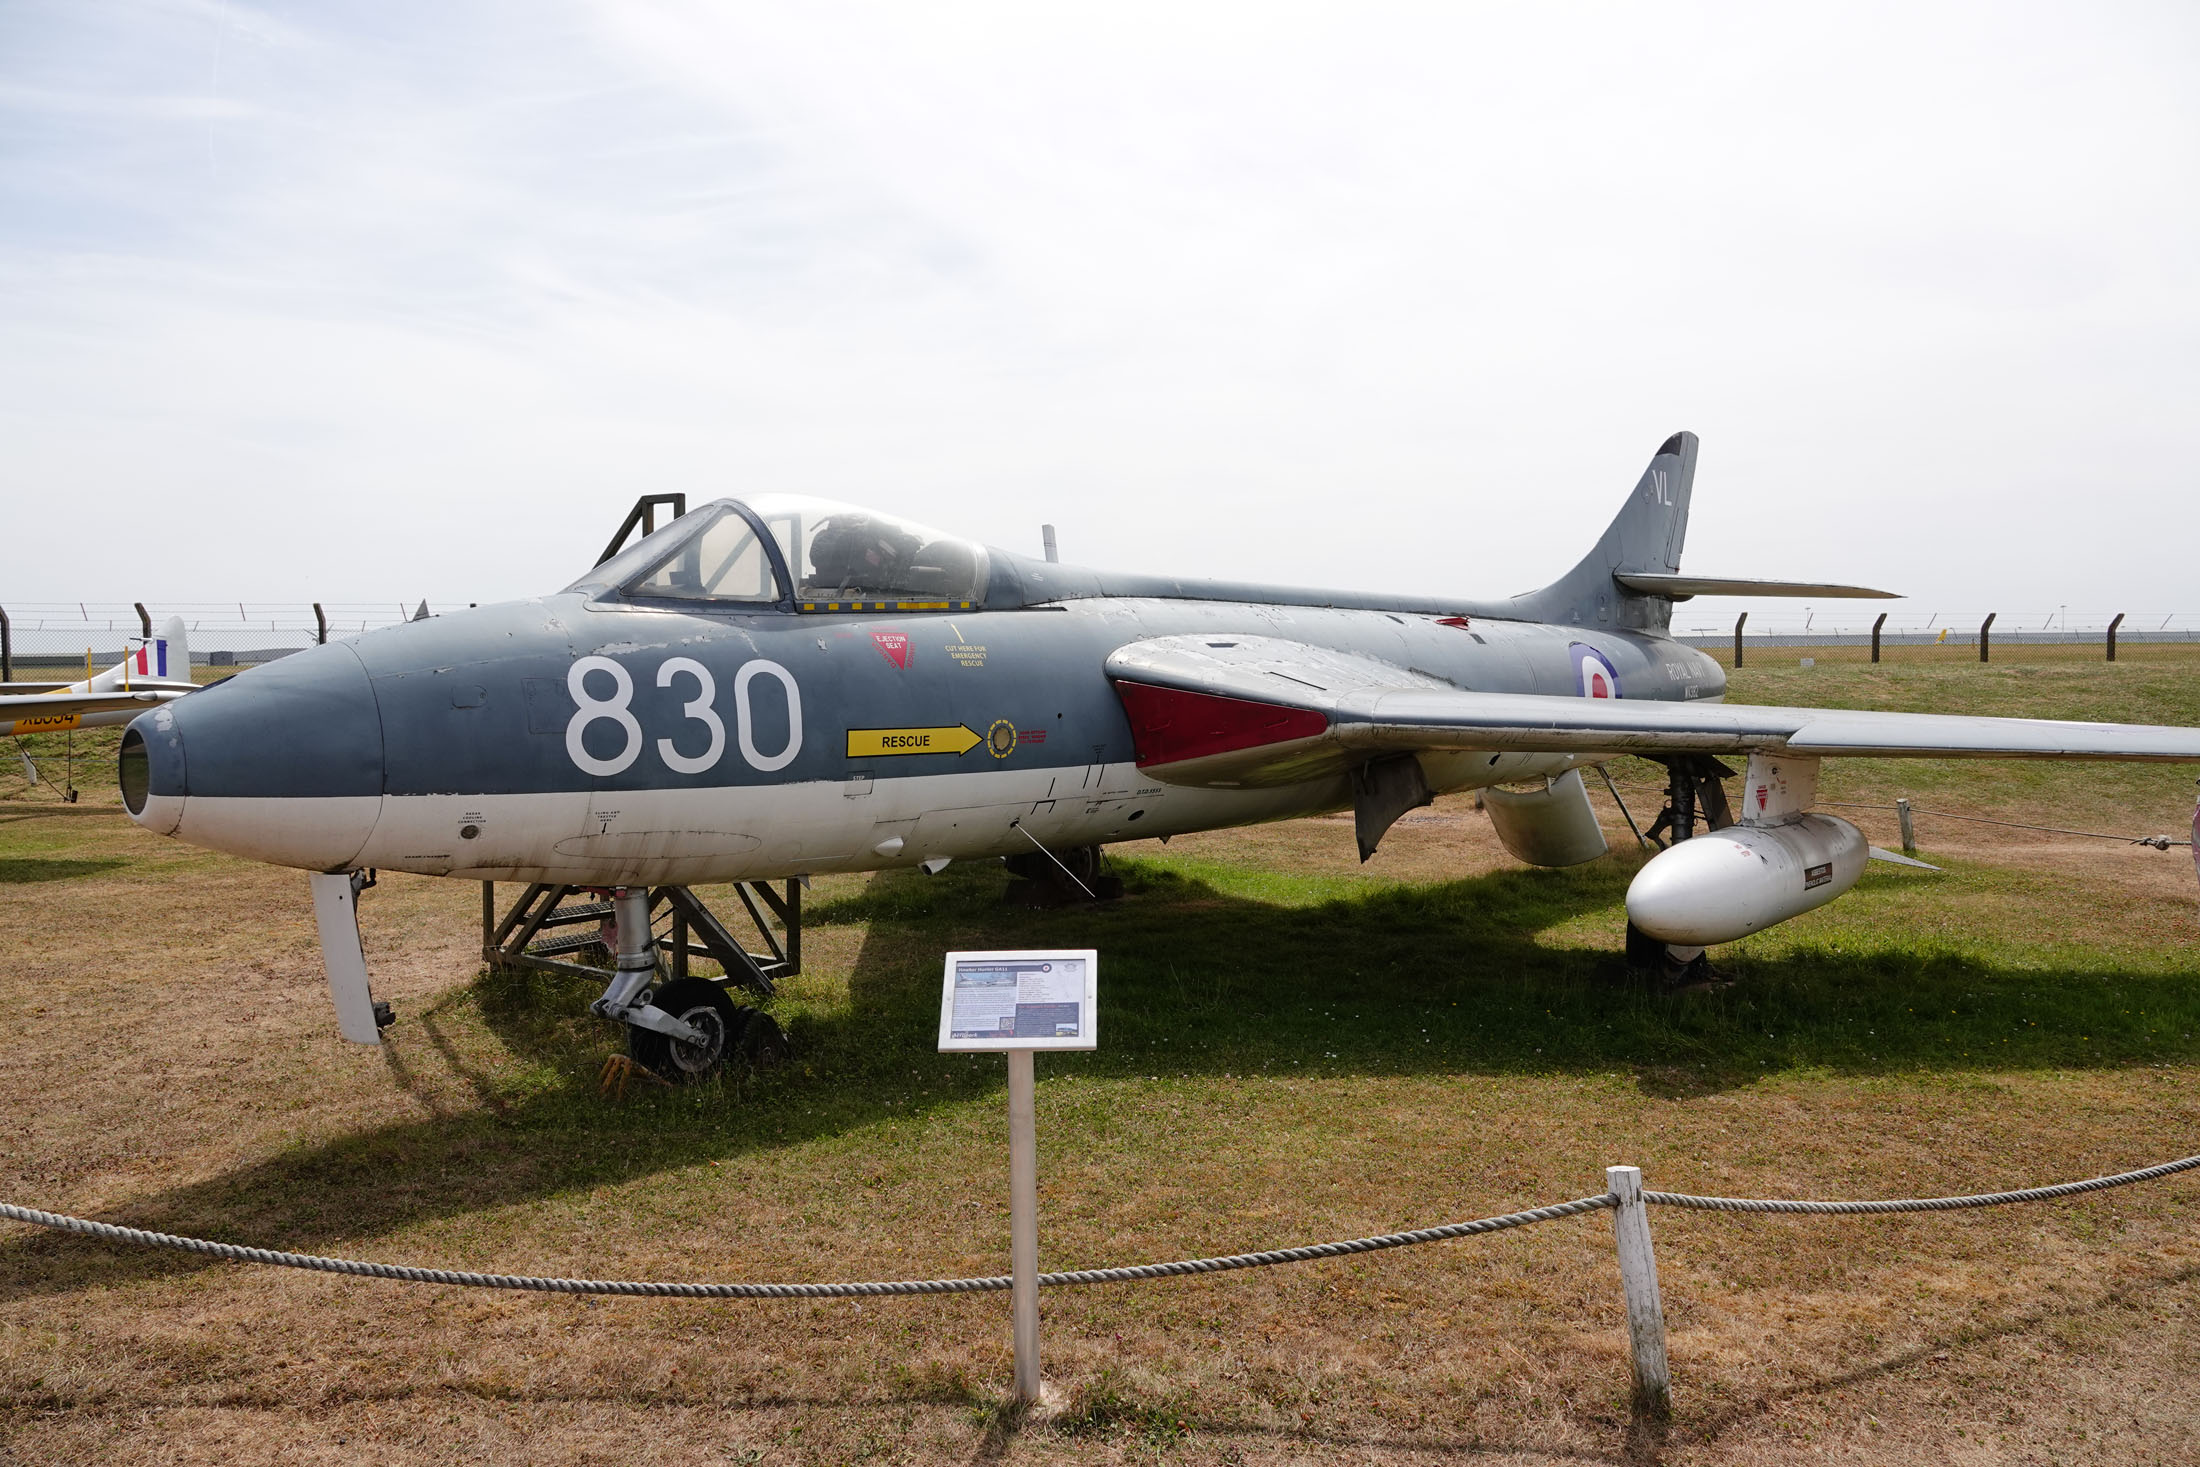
151;644;386;799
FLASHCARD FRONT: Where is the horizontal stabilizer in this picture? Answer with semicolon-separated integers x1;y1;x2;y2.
1614;574;1899;600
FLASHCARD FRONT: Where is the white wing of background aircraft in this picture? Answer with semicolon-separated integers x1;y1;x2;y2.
0;616;196;738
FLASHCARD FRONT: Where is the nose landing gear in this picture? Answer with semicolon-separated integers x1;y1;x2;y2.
484;878;798;1083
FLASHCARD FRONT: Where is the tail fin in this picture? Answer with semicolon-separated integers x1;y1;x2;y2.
155;616;191;682
1505;432;1697;632
64;615;195;696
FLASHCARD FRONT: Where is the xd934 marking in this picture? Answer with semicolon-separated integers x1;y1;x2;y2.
565;655;801;778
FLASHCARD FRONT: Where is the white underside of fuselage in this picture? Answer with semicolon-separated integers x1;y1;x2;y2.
140;748;1587;884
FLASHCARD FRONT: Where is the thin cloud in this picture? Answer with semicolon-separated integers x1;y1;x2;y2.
1;0;2195;618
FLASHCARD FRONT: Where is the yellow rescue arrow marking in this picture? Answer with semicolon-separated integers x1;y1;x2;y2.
846;724;984;758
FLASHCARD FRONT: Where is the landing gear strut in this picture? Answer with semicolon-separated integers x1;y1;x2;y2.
1628;757;1736;983
1641;756;1735;848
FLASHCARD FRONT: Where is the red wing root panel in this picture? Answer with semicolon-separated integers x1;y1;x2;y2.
1112;680;1329;769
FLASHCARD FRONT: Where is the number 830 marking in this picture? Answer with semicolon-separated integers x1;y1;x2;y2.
564;656;802;777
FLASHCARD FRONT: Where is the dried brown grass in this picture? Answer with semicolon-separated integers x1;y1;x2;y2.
3;644;2199;1463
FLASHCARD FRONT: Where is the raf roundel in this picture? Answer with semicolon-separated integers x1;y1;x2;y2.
1570;643;1622;700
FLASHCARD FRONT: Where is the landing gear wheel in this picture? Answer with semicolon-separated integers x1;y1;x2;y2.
1661;948;1713;989
1624;921;1665;971
628;977;745;1083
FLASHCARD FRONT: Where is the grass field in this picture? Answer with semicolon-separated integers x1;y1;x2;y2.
2;642;2197;1464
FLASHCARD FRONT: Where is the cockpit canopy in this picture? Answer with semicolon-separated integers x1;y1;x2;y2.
579;494;991;609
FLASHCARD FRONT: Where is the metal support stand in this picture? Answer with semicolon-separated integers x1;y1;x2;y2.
1607;1165;1671;1417
1007;1048;1042;1406
483;879;800;995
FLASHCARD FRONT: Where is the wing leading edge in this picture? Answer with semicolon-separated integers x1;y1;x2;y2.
1104;634;2200;788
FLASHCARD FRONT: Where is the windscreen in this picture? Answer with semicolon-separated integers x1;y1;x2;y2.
620;506;784;605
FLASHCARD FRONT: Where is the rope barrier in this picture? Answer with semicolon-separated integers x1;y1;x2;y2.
4;1153;2194;1298
1644;1152;2200;1215
1814;801;2192;848
0;1194;1617;1299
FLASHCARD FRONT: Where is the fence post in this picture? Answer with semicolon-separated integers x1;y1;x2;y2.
1871;611;1886;664
133;602;151;639
2107;612;2124;663
1979;612;1996;663
0;605;9;683
314;603;329;646
1606;1165;1671;1416
1897;797;1915;855
1733;612;1746;669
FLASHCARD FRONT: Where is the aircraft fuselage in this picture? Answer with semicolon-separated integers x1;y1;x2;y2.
124;592;1725;883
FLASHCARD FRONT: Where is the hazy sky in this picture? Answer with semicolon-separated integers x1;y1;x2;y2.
5;1;2197;627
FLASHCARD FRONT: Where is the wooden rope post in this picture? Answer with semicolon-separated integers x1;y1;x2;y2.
1897;797;1915;855
1607;1165;1671;1416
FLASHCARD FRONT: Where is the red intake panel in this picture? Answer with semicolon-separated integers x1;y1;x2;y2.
1112;681;1330;768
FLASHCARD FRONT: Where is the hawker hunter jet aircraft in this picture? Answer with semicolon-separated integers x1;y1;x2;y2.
1;618;194;738
119;435;2200;1076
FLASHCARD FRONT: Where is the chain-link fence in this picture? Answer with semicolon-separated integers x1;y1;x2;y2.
0;602;464;675
6;602;2199;679
1673;609;2200;650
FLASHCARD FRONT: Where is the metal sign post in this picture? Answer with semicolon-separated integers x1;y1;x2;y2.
1006;1047;1041;1402
938;948;1098;1408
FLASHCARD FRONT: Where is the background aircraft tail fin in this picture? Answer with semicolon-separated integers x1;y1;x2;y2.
1503;432;1697;632
153;616;191;682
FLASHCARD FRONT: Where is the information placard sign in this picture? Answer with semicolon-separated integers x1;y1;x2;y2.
937;949;1098;1052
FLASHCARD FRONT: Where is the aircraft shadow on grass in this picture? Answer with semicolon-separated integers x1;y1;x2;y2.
4;857;2195;1302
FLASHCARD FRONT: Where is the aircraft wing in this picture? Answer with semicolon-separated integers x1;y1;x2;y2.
0;685;196;734
1104;634;2200;787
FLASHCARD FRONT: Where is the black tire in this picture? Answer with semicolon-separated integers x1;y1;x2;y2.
628;977;747;1083
734;1010;791;1069
1624;920;1666;970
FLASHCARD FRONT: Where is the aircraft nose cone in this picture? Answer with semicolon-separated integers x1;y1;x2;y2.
119;707;187;832
124;643;387;870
